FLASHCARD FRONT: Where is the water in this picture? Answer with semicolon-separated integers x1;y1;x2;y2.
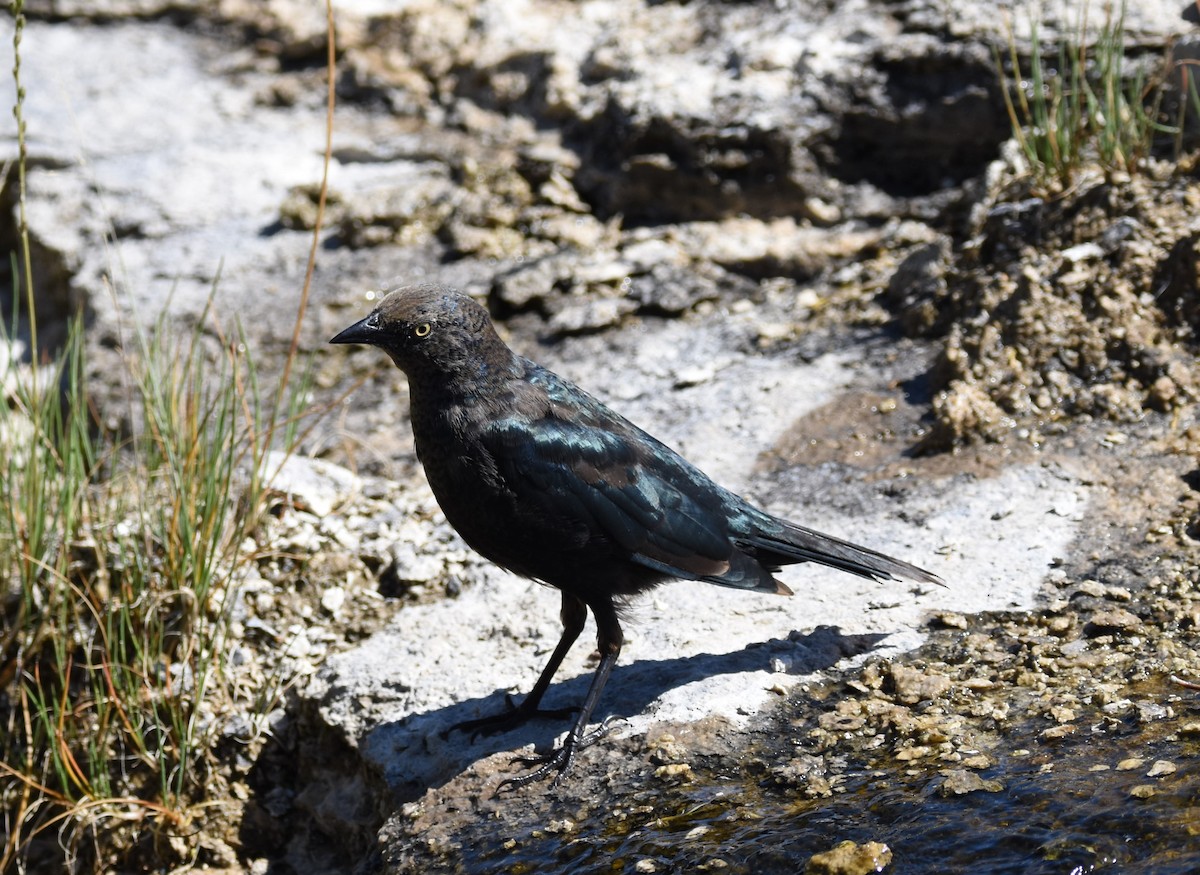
467;677;1200;874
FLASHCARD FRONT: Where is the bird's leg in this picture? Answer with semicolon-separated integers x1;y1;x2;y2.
444;592;587;740
497;599;624;792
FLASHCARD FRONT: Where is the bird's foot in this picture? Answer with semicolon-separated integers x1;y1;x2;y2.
494;716;621;793
441;693;579;741
495;744;574;794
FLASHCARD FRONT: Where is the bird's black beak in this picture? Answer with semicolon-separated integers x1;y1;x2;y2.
329;313;378;346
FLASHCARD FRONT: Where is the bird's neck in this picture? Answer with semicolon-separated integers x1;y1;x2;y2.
406;339;525;417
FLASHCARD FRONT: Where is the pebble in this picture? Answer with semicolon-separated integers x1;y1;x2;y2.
673;365;716;388
1147;760;1176;777
1049;706;1076;723
320;586;346;614
1044;615;1073;634
1136;702;1173;722
648;737;691;766
931;612;969;629
265;451;361;517
1059;639;1090;657
1084;608;1141;636
1040;725;1075;740
939;769;1004;796
887;664;952;704
1062;242;1105;262
962;678;995;690
806;840;892;875
960;754;994;769
654;763;695;783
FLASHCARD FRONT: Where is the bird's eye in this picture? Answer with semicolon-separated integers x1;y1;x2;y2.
414;323;432;338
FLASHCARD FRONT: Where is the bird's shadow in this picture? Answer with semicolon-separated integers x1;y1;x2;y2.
363;624;889;802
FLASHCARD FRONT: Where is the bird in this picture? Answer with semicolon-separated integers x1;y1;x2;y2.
330;282;943;791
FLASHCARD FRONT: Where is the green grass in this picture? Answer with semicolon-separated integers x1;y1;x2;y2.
0;291;316;868
0;0;332;868
997;1;1200;192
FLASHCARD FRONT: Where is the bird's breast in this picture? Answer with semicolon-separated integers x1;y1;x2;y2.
408;400;521;549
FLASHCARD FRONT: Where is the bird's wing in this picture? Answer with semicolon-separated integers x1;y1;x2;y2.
482;412;781;589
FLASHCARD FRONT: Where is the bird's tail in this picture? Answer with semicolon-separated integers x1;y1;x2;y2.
743;518;945;588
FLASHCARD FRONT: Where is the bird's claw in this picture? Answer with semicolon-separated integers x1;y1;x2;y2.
496;744;574;794
582;714;624;746
494;717;620;793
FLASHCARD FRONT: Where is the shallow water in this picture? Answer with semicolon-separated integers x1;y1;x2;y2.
470;677;1200;874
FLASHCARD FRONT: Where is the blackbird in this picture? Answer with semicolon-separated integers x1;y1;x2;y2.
330;283;943;790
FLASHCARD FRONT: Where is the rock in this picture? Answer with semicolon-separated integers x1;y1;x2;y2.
930;611;969;630
1135;701;1173;723
1039;724;1075;740
626;262;734;316
1147;760;1177;778
265;451;362;517
654;763;695;784
771;754;829;788
544;818;576;835
1061;242;1105;263
960;754;995;770
939;769;1004;796
11;5;1197;875
320;586;346;615
1074;580;1108;598
1084;608;1142;637
647;736;690;766
806;840;893;875
547;294;638;334
925;380;1014;449
381;542;450;592
884;238;951;336
886;664;952;704
670;218;880;280
819;701;867;733
1059;639;1090;658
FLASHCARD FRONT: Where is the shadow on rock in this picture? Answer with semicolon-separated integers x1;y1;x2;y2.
364;624;889;803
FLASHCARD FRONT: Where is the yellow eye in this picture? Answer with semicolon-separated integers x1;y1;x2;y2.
414;323;432;337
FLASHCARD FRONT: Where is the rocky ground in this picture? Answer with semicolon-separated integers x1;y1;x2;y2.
3;0;1200;873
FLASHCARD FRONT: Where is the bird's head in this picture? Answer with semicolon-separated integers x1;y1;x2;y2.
330;284;510;384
